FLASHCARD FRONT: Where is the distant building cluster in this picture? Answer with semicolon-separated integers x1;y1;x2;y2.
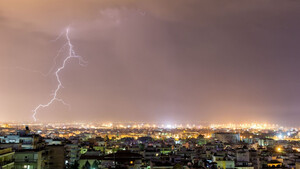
0;123;300;169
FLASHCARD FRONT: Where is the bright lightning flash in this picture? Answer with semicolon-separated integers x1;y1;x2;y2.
32;28;86;121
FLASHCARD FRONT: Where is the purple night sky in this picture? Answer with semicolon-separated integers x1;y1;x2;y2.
1;0;300;125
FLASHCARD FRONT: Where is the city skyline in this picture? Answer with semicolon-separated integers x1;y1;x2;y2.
1;0;300;125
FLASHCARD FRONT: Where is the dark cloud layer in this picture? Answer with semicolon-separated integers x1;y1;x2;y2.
1;0;300;125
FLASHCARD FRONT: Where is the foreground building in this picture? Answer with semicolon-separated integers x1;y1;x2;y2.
14;149;45;169
0;148;14;169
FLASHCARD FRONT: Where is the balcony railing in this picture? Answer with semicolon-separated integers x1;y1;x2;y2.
14;159;38;163
0;160;14;166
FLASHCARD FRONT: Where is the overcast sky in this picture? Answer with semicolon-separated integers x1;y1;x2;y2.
1;0;300;125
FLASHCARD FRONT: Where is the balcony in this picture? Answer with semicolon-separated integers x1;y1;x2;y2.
0;160;14;166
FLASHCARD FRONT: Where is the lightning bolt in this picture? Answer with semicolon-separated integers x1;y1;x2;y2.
32;27;86;121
